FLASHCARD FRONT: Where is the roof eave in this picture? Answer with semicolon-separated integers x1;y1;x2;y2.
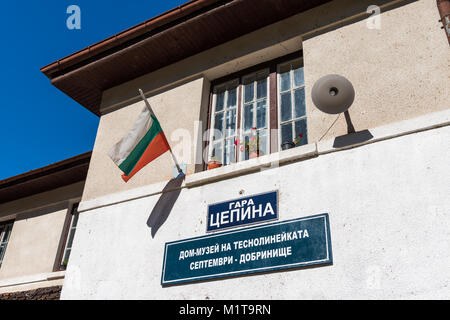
0;152;92;204
41;0;331;116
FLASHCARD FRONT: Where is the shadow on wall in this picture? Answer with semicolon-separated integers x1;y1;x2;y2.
332;112;374;148
333;129;374;148
147;173;185;238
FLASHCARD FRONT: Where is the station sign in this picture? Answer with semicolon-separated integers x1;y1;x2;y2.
206;191;278;232
161;213;332;285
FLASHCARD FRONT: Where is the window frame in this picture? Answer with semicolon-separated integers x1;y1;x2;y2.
206;51;305;169
239;68;271;161
56;203;79;271
276;57;307;148
209;79;240;165
0;220;14;268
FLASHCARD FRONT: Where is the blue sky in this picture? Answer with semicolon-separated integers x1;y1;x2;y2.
0;0;185;180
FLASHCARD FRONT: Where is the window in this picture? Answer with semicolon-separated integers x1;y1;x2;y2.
0;221;13;268
209;80;239;166
278;60;307;148
207;53;307;167
241;69;270;160
58;203;79;271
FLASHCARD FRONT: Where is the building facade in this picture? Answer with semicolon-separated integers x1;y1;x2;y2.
36;0;450;299
0;153;90;299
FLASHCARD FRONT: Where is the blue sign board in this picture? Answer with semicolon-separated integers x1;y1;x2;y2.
206;191;278;232
161;214;332;285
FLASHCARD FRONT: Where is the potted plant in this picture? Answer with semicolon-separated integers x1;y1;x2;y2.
248;134;262;159
249;148;264;159
245;128;264;159
281;141;295;150
281;133;304;150
234;128;266;159
60;260;68;270
207;156;222;170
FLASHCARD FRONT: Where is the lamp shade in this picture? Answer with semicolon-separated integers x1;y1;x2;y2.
311;74;355;114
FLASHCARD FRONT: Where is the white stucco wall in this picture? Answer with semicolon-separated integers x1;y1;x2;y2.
59;0;450;300
0;182;84;281
61;122;450;300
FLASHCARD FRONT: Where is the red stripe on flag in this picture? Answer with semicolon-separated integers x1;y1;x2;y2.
121;132;171;183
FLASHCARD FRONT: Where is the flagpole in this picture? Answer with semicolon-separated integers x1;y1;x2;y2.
138;89;183;174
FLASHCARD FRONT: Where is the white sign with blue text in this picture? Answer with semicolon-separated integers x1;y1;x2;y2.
207;191;278;232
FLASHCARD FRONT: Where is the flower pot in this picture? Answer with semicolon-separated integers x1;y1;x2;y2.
249;150;264;159
207;160;222;170
281;141;295;150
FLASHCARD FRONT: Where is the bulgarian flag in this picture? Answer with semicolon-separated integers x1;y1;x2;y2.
108;90;171;182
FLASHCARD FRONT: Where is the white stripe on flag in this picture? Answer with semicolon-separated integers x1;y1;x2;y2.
108;106;155;167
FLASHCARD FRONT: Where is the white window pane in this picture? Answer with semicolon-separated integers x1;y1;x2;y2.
256;100;267;129
216;91;225;111
225;109;236;137
278;60;306;151
250;134;259;153
281;122;293;144
242;132;256;158
258;129;269;155
256;79;267;99
293;66;304;88
294;119;308;146
294;88;306;118
71;213;79;228
250;132;257;152
62;249;71;266
224;139;236;165
67;229;76;249
243;129;266;158
244;83;254;103
0;244;5;263
280;92;292;122
211;141;223;163
227;88;237;108
223;145;229;165
2;226;12;243
242;135;250;160
243;104;254;132
214;112;224;137
280;70;291;92
211;81;239;166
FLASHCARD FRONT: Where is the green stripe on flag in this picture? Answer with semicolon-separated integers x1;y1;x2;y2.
119;115;163;176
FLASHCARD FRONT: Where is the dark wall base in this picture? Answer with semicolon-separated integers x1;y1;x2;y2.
0;286;62;300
